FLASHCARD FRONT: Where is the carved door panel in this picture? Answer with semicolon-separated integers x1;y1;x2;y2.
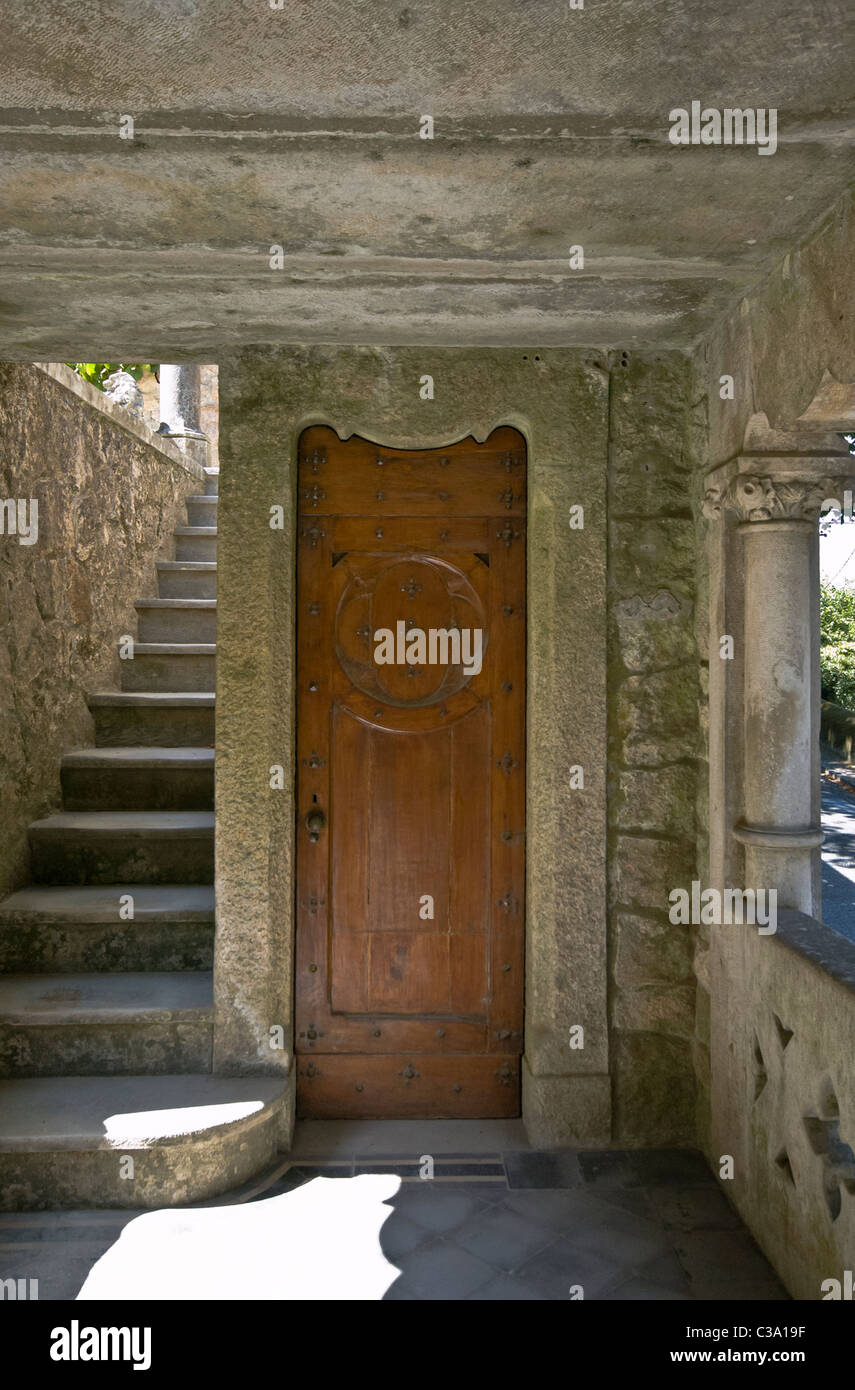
296;425;525;1117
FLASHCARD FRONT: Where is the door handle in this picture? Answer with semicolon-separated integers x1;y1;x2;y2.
305;809;326;843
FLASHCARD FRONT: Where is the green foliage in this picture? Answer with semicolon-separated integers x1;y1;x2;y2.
66;363;154;390
820;581;855;708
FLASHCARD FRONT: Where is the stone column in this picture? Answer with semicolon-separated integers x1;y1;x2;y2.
735;480;822;913
704;434;853;917
159;364;207;467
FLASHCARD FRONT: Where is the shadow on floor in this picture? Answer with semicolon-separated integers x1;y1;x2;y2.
0;1132;787;1300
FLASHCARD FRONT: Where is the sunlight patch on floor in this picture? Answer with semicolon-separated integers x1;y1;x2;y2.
75;1175;401;1300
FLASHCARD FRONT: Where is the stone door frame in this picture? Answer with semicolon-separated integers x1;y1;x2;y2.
213;347;612;1148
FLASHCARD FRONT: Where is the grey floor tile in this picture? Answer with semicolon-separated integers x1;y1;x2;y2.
453;1206;556;1271
589;1185;657;1219
442;1181;509;1203
353;1162;422;1179
672;1229;790;1300
0;1211;138;1232
378;1212;434;1261
0;1246;113;1301
354;1160;504;1179
603;1278;693;1301
645;1183;743;1231
279;1163;355;1186
382;1279;421;1300
500;1187;606;1232
570;1205;672;1266
0;1223;129;1245
395;1240;497;1299
637;1248;694;1292
503;1150;583;1189
468;1274;546;1300
390;1186;488;1233
253;1175;313;1199
579;1149;714;1189
513;1236;624;1300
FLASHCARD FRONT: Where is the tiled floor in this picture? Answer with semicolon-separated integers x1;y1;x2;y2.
0;1123;789;1300
268;1139;788;1301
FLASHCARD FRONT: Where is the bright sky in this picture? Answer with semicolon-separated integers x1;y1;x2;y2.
820;520;855;586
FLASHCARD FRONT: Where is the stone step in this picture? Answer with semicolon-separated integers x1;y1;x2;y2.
185;495;218;527
157;561;217;600
0;885;214;973
120;644;216;693
0;972;213;1077
61;747;214;811
0;1074;284;1210
89;692;215;748
174;526;217;561
203;467;220;497
29;811;214;885
135;599;217;645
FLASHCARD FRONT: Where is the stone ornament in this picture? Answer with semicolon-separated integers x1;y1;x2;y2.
703;473;852;524
102;370;144;420
334;553;487;709
701;481;725;521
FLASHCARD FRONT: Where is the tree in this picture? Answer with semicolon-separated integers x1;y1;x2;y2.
66;363;154;389
820;580;855;708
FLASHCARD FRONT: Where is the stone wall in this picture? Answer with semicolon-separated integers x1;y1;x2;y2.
606;351;700;1145
216;345;614;1144
216;343;703;1148
0;362;205;898
696;188;855;1295
699;189;855;463
199;365;219;467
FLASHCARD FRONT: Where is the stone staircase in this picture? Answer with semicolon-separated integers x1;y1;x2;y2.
0;468;284;1209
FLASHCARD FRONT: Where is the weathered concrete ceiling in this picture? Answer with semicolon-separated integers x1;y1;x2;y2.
0;0;853;358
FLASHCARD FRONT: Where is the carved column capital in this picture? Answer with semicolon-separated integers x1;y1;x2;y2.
733;473;840;524
703;468;855;524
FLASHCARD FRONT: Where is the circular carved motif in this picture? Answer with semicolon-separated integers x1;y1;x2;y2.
335;555;487;708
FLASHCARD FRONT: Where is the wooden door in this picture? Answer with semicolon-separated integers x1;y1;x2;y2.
295;425;525;1117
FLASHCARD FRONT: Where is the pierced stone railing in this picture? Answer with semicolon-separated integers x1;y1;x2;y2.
714;910;855;1298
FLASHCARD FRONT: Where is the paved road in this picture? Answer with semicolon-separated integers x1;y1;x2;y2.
821;777;855;944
